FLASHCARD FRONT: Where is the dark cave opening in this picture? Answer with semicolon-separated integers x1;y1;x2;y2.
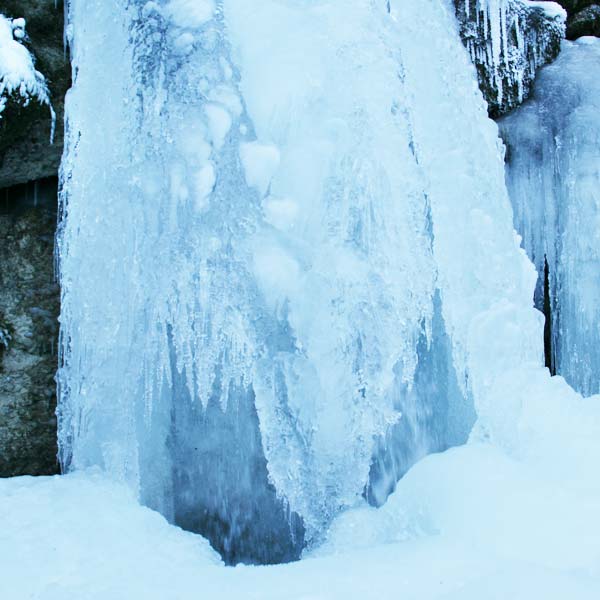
542;256;556;377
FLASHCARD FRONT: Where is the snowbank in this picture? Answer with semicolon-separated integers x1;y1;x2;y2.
2;442;600;599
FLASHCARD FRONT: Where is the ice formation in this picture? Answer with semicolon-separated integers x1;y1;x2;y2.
500;37;600;396
56;0;592;564
455;0;566;115
0;14;52;125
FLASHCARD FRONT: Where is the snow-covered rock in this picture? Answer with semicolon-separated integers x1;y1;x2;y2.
0;13;50;122
0;1;68;189
454;0;566;117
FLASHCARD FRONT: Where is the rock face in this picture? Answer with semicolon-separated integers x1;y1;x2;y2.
0;179;60;476
566;3;600;37
454;0;565;117
0;0;69;189
0;1;66;476
538;1;600;38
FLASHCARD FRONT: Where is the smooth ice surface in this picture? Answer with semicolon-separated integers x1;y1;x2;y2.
0;14;50;118
501;37;600;396
57;0;593;562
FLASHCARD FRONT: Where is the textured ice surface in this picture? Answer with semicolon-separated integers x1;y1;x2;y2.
500;37;600;396
58;0;570;561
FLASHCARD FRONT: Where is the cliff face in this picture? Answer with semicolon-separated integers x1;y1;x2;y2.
0;0;69;188
0;1;67;476
566;3;600;38
0;180;59;476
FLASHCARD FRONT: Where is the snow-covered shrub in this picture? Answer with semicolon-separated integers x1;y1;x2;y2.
0;14;51;124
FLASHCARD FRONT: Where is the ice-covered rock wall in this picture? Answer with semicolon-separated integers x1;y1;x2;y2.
58;0;549;563
455;0;565;116
500;37;600;396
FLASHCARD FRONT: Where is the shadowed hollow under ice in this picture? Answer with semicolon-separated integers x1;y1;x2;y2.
49;0;600;574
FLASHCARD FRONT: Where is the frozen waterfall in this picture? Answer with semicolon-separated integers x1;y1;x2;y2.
501;37;600;397
58;0;555;563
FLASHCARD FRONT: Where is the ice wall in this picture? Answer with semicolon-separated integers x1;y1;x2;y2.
500;37;600;396
59;0;549;562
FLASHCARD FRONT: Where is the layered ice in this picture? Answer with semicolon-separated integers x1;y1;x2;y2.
58;0;572;562
500;37;600;396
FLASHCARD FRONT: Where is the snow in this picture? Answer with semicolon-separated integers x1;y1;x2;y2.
2;440;600;598
0;14;51;121
500;37;600;396
524;1;567;21
0;472;222;599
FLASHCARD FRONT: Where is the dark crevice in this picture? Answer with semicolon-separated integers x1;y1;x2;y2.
543;256;556;376
0;177;59;216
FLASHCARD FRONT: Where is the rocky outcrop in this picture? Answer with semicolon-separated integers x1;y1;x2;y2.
0;0;69;189
536;1;600;38
566;3;600;37
454;0;566;117
0;179;60;476
0;1;66;476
